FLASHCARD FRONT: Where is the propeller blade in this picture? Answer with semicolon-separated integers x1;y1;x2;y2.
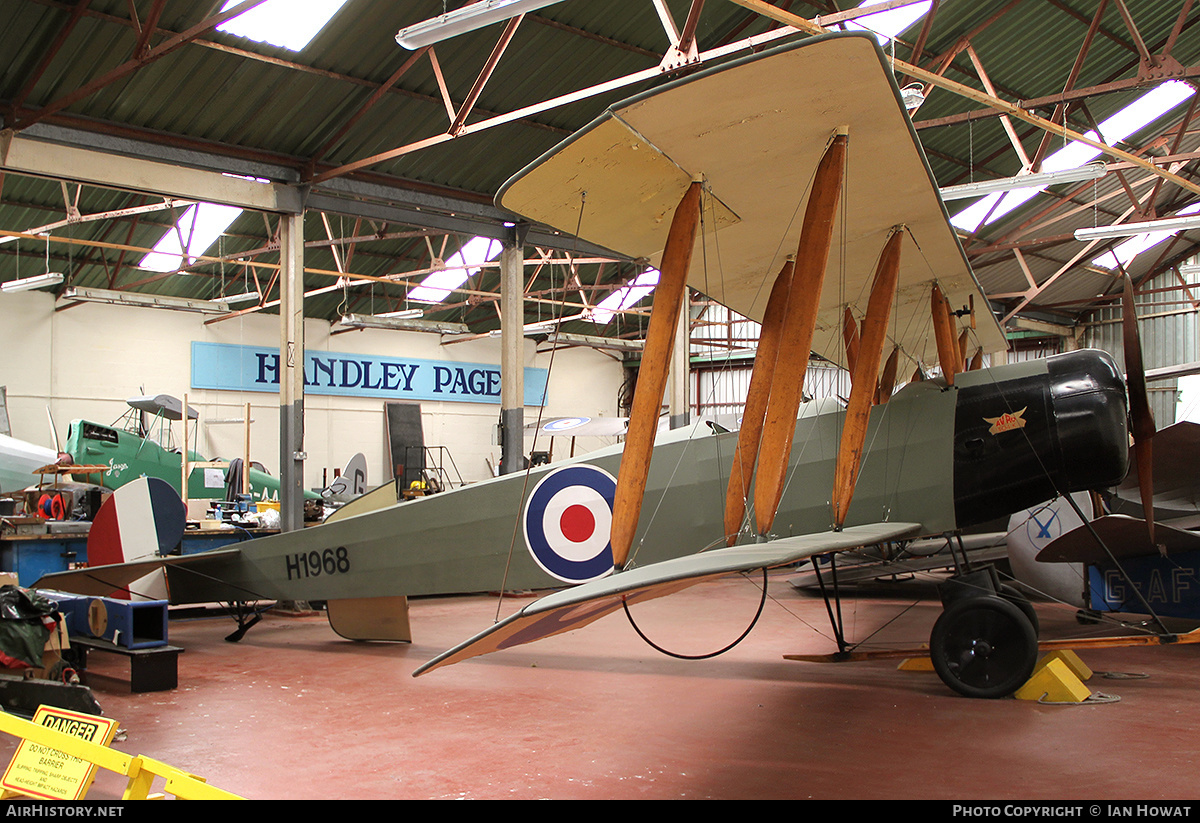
1122;274;1157;548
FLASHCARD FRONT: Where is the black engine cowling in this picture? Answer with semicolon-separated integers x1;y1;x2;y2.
952;349;1129;528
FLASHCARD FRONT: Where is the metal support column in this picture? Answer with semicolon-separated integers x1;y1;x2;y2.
499;239;526;475
278;211;306;531
668;290;691;429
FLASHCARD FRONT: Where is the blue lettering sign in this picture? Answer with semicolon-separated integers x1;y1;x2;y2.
192;342;547;405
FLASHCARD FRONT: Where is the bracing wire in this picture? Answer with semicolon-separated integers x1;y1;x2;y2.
622;568;769;659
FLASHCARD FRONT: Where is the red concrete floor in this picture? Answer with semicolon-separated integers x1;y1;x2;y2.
1;572;1198;800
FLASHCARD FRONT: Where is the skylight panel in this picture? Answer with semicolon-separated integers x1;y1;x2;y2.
591;270;660;325
217;0;349;52
845;1;932;44
1091;202;1200;270
407;237;503;304
951;81;1195;233
139;203;242;272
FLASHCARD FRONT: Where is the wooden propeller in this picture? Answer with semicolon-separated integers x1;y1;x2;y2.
1122;273;1157;549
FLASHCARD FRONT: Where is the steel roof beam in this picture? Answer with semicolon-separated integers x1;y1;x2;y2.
0;131;302;213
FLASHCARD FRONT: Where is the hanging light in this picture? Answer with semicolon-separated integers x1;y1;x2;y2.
1;272;64;293
213;291;261;305
939;162;1107;201
1074;213;1200;241
395;0;563;49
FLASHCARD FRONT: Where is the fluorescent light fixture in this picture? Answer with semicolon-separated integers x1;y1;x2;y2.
407;237;503;304
1086;203;1200;270
540;332;644;352
139;202;242;272
939;163;1107;201
1;272;64;293
591;269;660;325
377;308;424;320
218;0;349;51
212;290;261;305
61;286;231;315
336;313;469;335
952;81;1195;233
395;0;562;49
521;312;590;335
1074;210;1200;241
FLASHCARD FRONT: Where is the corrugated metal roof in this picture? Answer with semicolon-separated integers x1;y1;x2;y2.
0;0;1196;353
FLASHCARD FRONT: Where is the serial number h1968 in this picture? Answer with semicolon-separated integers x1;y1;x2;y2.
285;547;350;580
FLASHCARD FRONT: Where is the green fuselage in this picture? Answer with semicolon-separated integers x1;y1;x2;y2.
64;419;317;502
163;376;959;605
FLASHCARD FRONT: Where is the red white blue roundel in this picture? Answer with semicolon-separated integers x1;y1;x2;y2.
523;464;617;583
541;417;591;433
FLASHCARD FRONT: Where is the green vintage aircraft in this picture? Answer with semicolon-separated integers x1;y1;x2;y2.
62;394;322;504
36;33;1164;698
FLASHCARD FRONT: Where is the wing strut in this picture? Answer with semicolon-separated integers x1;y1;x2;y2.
754;127;849;537
723;257;794;544
931;283;960;385
843;307;861;376
610;179;703;569
878;346;900;404
832;228;903;527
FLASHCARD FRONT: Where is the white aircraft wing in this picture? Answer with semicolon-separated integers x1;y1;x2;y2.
413;521;921;676
0;432;57;493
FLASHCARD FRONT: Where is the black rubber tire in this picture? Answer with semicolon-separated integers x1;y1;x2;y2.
998;583;1039;635
930;595;1039;699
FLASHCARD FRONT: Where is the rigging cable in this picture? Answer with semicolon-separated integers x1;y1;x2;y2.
621;568;768;660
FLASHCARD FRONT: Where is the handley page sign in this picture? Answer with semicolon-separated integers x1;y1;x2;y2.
192;342;549;405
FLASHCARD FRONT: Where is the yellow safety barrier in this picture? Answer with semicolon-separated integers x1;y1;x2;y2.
0;708;242;800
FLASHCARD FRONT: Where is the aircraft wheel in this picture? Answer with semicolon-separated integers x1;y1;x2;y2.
998;583;1039;635
930;595;1038;699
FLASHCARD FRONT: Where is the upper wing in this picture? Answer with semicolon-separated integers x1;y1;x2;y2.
496;32;1004;372
413;521;921;676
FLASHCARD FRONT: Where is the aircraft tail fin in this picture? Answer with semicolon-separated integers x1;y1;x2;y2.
413;521;920;677
321;453;368;502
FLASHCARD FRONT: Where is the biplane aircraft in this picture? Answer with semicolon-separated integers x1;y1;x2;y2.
33;32;1182;699
62;394;323;504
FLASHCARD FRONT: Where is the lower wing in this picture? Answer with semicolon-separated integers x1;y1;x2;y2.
413;521;921;676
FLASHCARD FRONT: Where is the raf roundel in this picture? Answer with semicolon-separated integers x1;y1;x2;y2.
523;464;617;583
542;416;591;433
